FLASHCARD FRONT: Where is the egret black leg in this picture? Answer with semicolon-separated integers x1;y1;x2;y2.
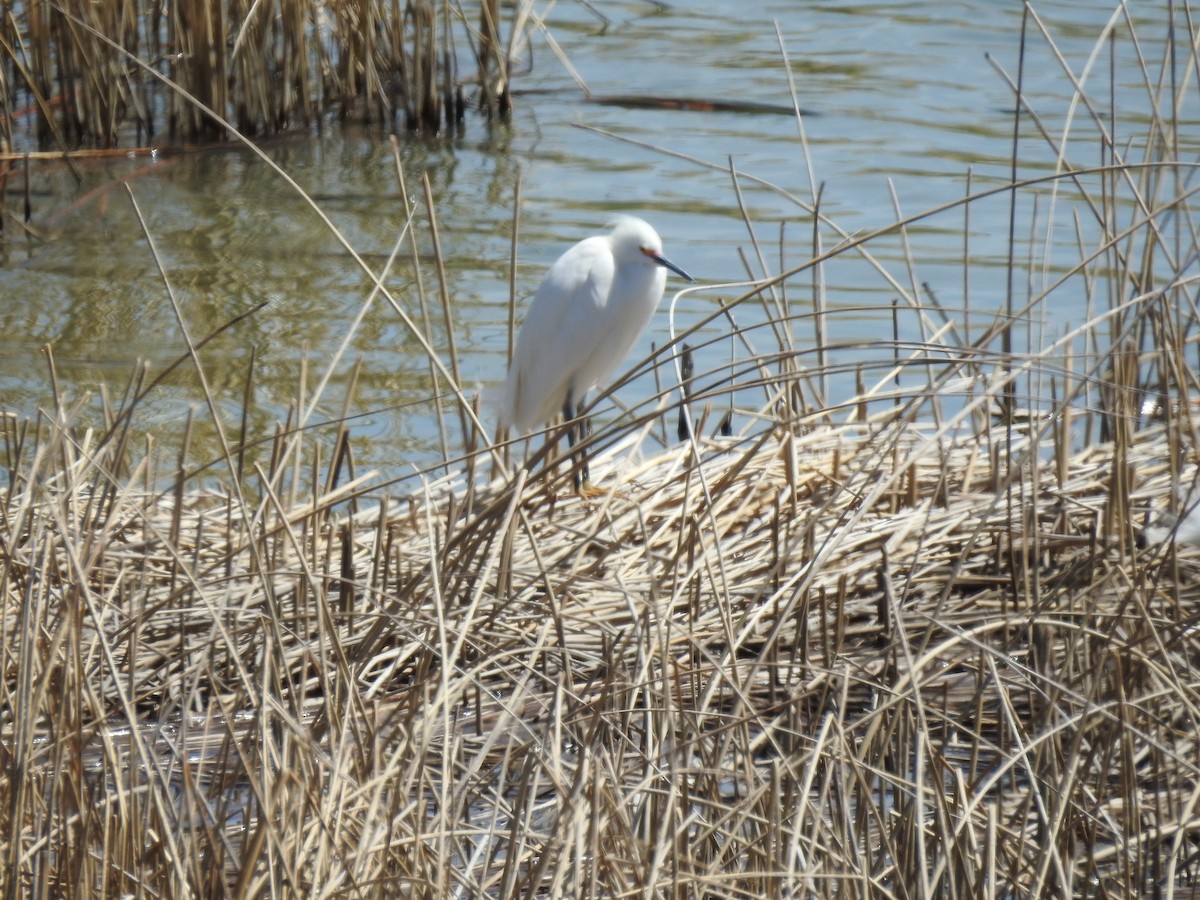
561;392;591;492
575;399;591;487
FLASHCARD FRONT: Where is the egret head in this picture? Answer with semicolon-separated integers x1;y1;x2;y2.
608;216;694;283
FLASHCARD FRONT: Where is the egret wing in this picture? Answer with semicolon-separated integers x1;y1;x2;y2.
504;238;616;429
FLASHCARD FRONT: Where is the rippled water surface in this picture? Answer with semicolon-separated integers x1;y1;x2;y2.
1;2;1192;483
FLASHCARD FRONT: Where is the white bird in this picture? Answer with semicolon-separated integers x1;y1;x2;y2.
502;215;694;491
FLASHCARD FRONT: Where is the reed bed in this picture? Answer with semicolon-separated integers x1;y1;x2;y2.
3;380;1200;895
5;3;1200;897
0;0;519;150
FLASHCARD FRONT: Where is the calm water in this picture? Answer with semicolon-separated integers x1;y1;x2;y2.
1;2;1191;485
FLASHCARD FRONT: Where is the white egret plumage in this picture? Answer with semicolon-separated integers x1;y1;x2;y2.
502;216;694;491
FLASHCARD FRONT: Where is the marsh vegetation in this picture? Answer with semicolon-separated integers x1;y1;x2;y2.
0;0;516;149
3;2;1200;896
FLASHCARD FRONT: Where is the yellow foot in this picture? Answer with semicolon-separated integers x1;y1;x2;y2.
577;478;607;499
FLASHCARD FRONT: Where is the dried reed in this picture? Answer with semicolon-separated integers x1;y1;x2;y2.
0;0;514;149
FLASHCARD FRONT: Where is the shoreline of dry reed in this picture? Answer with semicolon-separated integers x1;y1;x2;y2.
0;0;520;152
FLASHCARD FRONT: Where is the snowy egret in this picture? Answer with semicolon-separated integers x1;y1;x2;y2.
502;215;694;492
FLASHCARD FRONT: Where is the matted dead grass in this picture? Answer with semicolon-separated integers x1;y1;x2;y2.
4;391;1200;895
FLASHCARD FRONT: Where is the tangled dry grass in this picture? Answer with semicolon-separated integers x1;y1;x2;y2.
4;392;1200;895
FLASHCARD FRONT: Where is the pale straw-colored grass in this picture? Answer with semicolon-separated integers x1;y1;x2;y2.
0;0;518;149
4;387;1199;894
